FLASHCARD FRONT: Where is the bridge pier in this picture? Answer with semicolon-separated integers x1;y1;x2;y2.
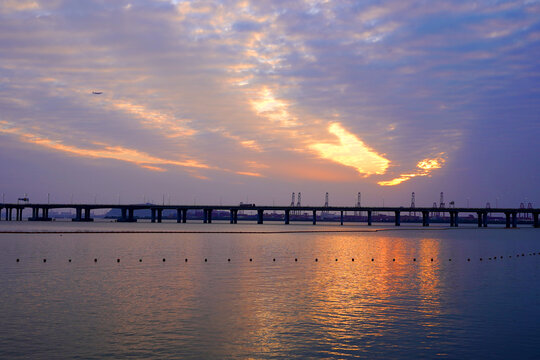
128;208;135;222
534;212;539;228
176;208;183;224
85;207;93;222
505;212;511;228
285;209;290;224
340;211;344;225
483;211;488;227
477;212;483;227
151;208;156;223
512;212;517;228
118;208;136;222
72;207;93;222
395;211;400;226
422;211;429;226
183;209;188;223
257;209;264;224
312;210;317;225
157;208;163;223
367;210;372;226
454;212;459;227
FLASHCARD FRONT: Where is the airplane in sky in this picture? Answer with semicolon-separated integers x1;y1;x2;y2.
92;91;103;95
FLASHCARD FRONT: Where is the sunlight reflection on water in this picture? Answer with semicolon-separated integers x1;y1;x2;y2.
1;222;539;359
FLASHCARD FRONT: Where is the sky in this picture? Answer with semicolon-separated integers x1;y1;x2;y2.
1;0;539;208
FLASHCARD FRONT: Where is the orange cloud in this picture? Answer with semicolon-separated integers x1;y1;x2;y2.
378;155;445;186
112;100;196;138
0;121;209;172
309;122;390;176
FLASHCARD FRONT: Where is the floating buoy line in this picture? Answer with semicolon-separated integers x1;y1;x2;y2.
13;252;539;264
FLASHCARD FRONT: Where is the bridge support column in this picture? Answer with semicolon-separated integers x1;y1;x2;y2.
84;208;93;222
74;208;82;221
177;208;182;223
512;212;517;228
454;212;459;227
505;212;511;228
340;211;344;225
367;210;372;226
477;212;483;227
285;210;290;224
151;208;156;223
449;212;454;227
121;208;127;221
422;211;430;227
157;209;162;223
395;211;400;226
183;209;187;223
233;210;238;224
483;211;488;227
312;210;317;225
257;209;264;224
207;209;213;223
534;212;539;228
203;209;208;223
128;208;135;222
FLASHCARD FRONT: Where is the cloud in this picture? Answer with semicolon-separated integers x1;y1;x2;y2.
378;155;446;186
0;0;539;202
309;123;390;176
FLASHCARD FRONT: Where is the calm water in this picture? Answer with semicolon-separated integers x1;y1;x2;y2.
1;221;539;359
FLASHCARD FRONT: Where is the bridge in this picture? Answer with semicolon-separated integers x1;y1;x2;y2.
0;203;538;228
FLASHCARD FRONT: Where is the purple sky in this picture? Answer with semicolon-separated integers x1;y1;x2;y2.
1;0;539;207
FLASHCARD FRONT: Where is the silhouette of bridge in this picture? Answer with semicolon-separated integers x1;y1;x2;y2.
0;203;538;228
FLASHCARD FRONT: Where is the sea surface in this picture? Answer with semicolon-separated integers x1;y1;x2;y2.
1;220;539;359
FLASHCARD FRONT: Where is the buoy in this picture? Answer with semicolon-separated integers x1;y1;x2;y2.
295;258;297;262
489;258;492;260
162;258;166;262
43;259;46;263
335;258;338;262
250;258;253;262
480;258;483;261
371;258;374;261
204;258;207;262
139;259;142;262
228;258;231;262
352;258;354;261
94;258;97;262
117;259;120;263
500;256;503;259
185;258;188;262
449;259;451;261
315;258;318;262
522;253;525;256
413;258;416;262
467;258;470;261
273;258;276;262
69;259;71;263
16;258;19;262
392;258;395;262
431;258;433;262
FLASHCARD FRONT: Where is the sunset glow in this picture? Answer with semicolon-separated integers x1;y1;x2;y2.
310;123;390;176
